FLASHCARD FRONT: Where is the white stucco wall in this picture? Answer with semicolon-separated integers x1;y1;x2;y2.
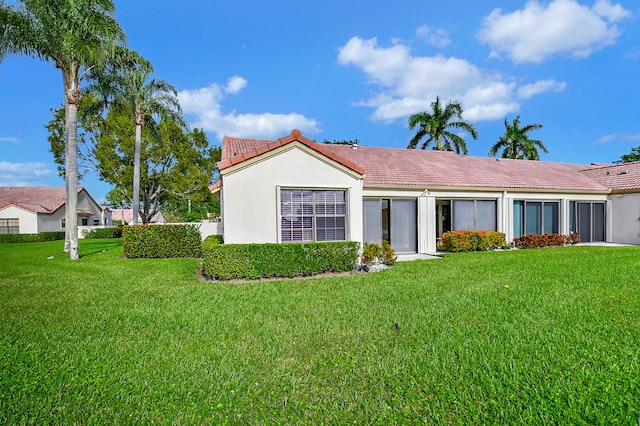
609;193;640;244
0;205;38;234
221;146;363;244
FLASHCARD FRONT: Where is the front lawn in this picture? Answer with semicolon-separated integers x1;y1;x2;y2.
1;239;639;424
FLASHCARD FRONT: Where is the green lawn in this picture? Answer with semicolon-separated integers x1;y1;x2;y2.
1;239;639;424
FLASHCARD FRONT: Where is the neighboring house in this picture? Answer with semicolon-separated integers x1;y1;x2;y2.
0;186;111;234
110;208;165;225
214;129;640;255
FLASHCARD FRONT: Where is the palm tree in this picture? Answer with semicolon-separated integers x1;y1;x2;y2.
408;96;478;155
1;0;125;259
488;116;548;160
92;65;184;224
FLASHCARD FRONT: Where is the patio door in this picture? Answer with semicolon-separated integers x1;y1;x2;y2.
364;198;417;254
573;202;606;242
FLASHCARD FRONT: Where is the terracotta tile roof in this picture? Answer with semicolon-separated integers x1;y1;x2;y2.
0;187;70;213
578;162;640;191
218;129;365;175
215;130;616;192
323;145;609;191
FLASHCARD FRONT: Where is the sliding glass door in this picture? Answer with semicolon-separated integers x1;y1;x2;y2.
363;198;417;254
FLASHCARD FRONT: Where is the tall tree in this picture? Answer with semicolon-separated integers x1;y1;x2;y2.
488;116;548;160
1;0;125;259
407;96;478;154
614;146;640;164
91;65;184;224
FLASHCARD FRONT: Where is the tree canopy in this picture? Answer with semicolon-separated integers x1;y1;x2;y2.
407;97;478;154
614;146;640;164
48;103;220;224
488;116;547;160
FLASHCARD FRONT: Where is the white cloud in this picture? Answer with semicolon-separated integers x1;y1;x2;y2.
0;136;21;144
337;36;563;122
594;132;640;144
478;0;631;64
178;76;320;140
416;25;452;49
518;79;567;99
0;161;54;186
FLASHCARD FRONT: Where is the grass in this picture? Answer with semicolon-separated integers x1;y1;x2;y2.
1;239;639;424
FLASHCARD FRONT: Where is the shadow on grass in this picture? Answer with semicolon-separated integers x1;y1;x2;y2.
79;239;123;258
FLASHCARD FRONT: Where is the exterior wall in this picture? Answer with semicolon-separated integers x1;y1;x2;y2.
221;147;363;244
609;193;640;244
0;205;38;234
38;207;66;232
363;188;611;254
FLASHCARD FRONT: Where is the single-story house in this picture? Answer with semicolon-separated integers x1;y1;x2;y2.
213;129;640;255
0;186;112;234
110;208;165;225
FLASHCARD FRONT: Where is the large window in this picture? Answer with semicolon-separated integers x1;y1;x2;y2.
514;201;559;237
280;189;346;242
451;200;497;231
0;218;19;234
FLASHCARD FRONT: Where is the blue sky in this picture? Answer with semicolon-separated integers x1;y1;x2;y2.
1;0;639;203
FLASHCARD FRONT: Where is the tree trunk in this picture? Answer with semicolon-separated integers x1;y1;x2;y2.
132;123;142;225
63;97;70;253
66;101;80;260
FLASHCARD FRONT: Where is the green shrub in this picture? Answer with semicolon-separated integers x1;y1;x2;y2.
202;241;360;280
442;230;506;252
123;224;202;258
204;234;223;245
513;233;580;249
0;231;65;244
362;240;397;266
82;227;123;239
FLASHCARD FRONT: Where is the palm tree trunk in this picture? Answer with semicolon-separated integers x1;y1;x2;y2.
63;96;70;253
132;123;142;225
66;101;80;260
436;134;442;150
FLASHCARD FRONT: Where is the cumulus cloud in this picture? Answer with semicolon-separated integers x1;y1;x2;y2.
0;161;54;186
478;0;631;64
337;36;565;122
178;76;320;140
416;25;452;49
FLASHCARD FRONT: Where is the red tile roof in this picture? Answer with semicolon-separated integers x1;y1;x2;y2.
218;129;365;175
578;162;640;191
324;145;608;191
216;130;619;193
0;187;71;213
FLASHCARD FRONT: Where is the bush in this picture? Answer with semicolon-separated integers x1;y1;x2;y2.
442;230;506;252
513;233;580;249
82;227;123;239
123;224;202;258
202;241;360;281
204;234;223;245
0;231;65;244
362;240;397;266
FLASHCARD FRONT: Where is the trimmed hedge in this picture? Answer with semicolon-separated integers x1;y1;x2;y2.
513;233;580;249
362;240;397;266
0;231;65;244
123;224;202;258
442;230;506;252
202;240;360;280
82;227;123;239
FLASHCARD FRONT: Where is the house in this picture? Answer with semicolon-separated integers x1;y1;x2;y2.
110;208;166;225
0;186;112;234
214;129;640;255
